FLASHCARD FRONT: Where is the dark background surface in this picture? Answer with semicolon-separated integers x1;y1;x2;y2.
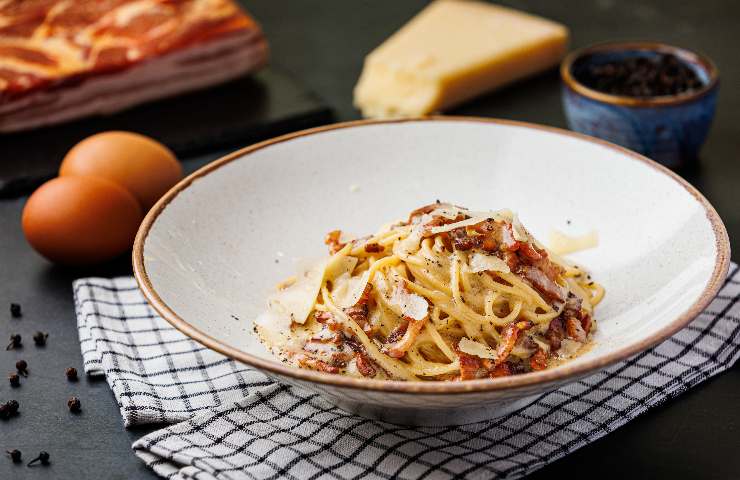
1;0;738;478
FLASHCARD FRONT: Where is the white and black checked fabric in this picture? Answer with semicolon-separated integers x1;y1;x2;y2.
74;277;273;426
75;265;740;480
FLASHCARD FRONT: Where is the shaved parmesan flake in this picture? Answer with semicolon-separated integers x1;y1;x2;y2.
557;338;582;358
458;337;497;359
266;259;327;324
511;341;535;358
428;214;503;235
428;205;468;220
511;214;529;242
325;255;358;281
548;229;598;255
468;251;510;274
390;284;428;320
255;309;292;333
394;226;422;256
428;205;514;223
336;269;372;308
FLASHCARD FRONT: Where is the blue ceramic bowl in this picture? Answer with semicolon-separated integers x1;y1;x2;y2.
561;42;719;169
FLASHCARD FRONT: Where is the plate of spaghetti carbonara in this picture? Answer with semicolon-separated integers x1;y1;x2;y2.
135;117;728;424
256;202;604;381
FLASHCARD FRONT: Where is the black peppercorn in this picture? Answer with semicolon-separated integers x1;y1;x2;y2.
8;372;20;387
67;396;81;413
7;400;19;415
32;331;48;347
15;360;28;377
10;303;21;318
27;451;50;467
6;334;21;350
6;449;21;463
0;403;9;420
65;367;78;382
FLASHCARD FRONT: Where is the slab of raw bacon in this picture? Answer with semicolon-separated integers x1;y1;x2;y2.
0;0;268;132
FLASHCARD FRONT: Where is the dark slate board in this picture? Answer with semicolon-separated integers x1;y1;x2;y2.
0;67;333;198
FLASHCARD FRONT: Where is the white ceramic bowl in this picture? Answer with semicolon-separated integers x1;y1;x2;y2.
134;118;729;425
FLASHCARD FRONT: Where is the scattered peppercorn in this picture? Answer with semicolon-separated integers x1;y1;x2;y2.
0;400;20;419
8;373;20;387
32;331;48;347
65;367;78;382
67;396;81;413
6;449;21;463
15;360;28;377
27;451;50;467
6;334;21;350
10;303;21;318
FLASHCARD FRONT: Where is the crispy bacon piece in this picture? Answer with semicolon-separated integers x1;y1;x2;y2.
386;321;408;344
518;242;543;261
521;266;567;303
531;253;564;284
565;317;587;342
450;227;477;251
458;350;488;380
499;223;540;259
437;232;453;251
344;304;369;329
385;316;427;359
344;337;378;378
502;251;519;271
481;235;497;252
581;314;592;335
305;317;379;377
356;283;374;306
564;294;583;318
324;230;346;254
420;214;467;238
470;219;497;234
489;362;512;378
529;348;548;371
309;327;342;344
354;352;377;377
408;203;442;223
561;293;589;341
343;283;375;332
297;356;340;374
495;320;532;366
469;220;499;252
545;317;565;351
364;242;384;253
315;310;338;329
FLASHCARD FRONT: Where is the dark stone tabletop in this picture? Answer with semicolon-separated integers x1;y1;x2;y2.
1;1;738;478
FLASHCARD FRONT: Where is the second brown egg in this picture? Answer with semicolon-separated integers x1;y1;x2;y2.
60;131;183;212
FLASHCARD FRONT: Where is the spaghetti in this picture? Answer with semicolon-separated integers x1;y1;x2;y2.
255;203;604;381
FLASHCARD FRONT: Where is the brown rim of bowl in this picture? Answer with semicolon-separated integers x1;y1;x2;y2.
133;116;730;395
560;41;720;107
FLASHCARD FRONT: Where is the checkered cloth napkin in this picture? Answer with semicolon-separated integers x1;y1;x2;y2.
74;264;740;480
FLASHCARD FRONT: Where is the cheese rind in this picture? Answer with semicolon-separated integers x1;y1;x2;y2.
354;0;569;118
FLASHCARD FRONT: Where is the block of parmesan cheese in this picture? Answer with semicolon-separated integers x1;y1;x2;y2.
353;0;568;118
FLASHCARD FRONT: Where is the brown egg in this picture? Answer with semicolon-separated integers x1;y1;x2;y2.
60;131;182;211
22;176;143;265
